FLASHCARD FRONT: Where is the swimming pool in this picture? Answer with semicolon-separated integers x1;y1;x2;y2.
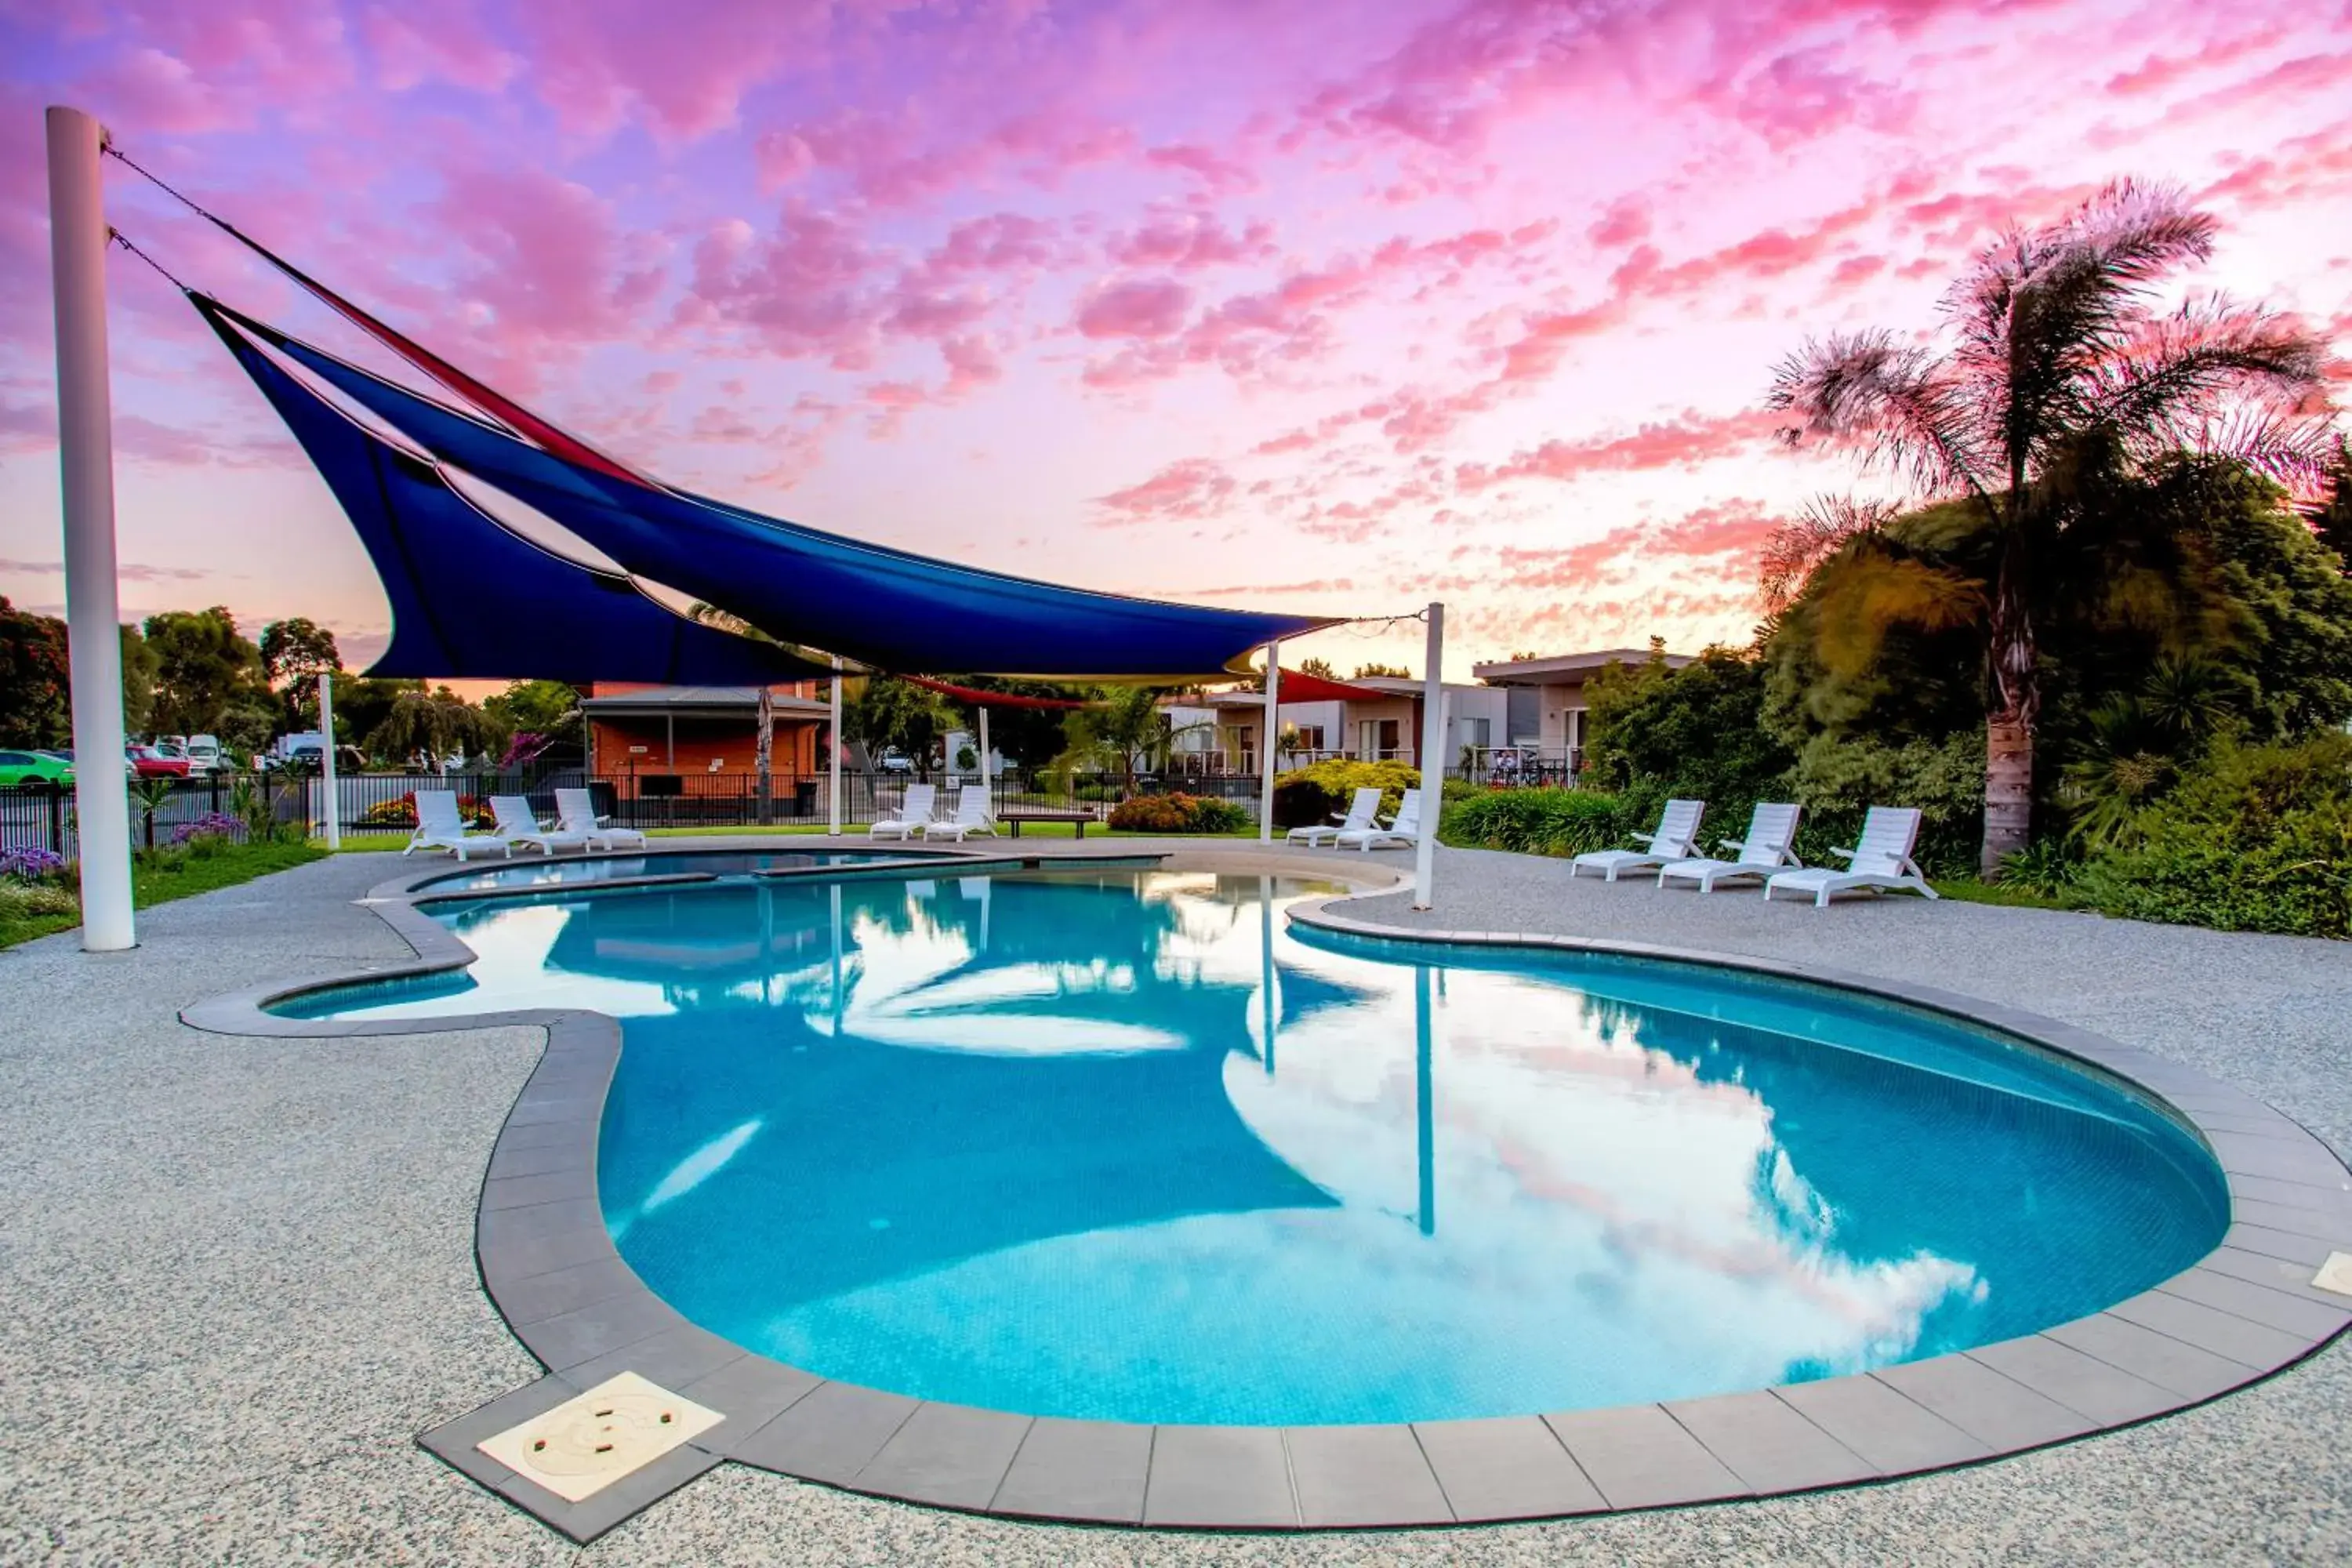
283;868;2229;1427
410;846;924;894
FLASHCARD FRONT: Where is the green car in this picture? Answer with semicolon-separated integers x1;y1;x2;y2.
0;750;73;789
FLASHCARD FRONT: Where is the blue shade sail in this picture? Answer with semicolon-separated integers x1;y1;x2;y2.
199;300;829;684
196;297;1335;679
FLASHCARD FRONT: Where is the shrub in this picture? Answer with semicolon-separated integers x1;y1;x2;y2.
1106;792;1247;833
169;811;245;848
1;845;67;882
357;792;492;829
1439;787;1625;857
1270;759;1421;829
2077;735;2352;937
1784;730;1985;878
0;880;77;919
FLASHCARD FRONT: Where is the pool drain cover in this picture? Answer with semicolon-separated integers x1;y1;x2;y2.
2314;1252;2352;1299
476;1372;723;1501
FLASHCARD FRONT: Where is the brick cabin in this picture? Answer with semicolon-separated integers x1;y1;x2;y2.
582;683;834;797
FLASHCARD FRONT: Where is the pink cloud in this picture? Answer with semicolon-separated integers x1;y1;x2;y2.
1456;408;1782;492
1094;457;1236;523
361;2;520;93
1076;278;1192;339
1106;212;1276;271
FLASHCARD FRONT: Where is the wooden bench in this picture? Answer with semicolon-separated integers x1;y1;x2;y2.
996;808;1102;840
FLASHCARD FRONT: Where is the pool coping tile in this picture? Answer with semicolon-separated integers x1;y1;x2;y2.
173;840;2352;1536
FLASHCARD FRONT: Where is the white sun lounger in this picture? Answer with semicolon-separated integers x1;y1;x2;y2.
923;784;997;841
1287;786;1383;848
870;782;938;840
1572;798;1704;881
554;787;647;851
1765;805;1941;906
1657;802;1803;892
489;794;593;855
403;789;512;860
1335;787;1423;851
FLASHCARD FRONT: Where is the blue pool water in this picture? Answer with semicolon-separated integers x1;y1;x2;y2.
283;869;2228;1425
412;847;916;894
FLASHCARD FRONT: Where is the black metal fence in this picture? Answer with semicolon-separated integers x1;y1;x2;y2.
0;766;1278;858
0;761;1602;861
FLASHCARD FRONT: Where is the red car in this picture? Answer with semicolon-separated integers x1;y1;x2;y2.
125;745;192;779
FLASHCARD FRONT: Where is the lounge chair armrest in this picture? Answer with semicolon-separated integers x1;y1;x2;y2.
1901;856;1929;879
1718;837;1751;855
1829;845;1858;862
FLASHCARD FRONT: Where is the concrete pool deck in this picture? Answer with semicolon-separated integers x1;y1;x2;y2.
4;839;2350;1563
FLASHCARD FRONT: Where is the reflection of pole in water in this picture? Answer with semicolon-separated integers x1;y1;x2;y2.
1259;875;1276;1077
829;880;844;1036
759;880;775;1008
1416;963;1435;1237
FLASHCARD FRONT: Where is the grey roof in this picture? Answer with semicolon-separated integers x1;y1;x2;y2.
1470;648;1696;684
579;684;831;716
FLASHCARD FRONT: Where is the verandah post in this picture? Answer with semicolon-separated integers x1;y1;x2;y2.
1257;641;1281;843
1412;601;1443;911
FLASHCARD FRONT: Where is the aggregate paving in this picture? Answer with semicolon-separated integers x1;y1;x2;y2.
2;840;2345;1563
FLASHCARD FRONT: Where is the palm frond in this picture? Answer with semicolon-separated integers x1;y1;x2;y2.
1769;330;1994;501
1758;495;1901;611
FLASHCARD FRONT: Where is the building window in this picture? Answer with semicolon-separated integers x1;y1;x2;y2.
1292;724;1326;751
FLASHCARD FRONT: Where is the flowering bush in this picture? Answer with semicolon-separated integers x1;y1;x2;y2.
1105;792;1250;833
501;731;551;768
358;793;494;829
1;845;67;881
169;812;245;846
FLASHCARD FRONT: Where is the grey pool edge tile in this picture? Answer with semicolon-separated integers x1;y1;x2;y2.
163;851;2352;1537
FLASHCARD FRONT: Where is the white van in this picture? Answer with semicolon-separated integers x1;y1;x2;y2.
183;735;223;775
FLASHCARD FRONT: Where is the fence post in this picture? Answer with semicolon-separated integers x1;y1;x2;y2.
47;783;64;855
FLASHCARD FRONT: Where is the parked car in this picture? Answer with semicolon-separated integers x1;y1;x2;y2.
126;745;192;779
0;750;74;789
877;748;915;775
41;748;135;779
182;734;223;775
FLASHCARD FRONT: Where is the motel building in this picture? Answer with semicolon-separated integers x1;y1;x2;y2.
1161;648;1694;779
581;682;835;796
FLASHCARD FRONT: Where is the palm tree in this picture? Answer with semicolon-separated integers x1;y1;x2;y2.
1771;180;2335;873
1049;686;1204;796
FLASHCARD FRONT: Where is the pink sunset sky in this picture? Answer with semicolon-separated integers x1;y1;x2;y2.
1;0;2348;679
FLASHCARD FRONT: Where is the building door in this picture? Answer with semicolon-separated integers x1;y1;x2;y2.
1359;718;1401;759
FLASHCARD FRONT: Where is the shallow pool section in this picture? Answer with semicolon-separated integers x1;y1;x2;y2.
284;869;2229;1427
410;847;918;894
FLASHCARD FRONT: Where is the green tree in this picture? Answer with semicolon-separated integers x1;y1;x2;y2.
938;675;1083;768
1297;657;1337;679
368;685;505;769
844;675;954;780
481;680;584;768
1772;179;2336;873
259;617;341;686
1584;647;1794;809
144;607;270;740
2307;441;2352;568
1352;662;1410;679
1763;463;2352;781
117;623;158;736
0;597;70;748
1050;686;1198;794
328;676;420;762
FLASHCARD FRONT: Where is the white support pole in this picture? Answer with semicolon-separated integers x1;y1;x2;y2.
827;657;843;837
1411;602;1444;910
977;706;991;793
318;672;340;849
47;106;132;952
1256;642;1281;843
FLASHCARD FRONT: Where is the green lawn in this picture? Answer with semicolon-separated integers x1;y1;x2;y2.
0;838;329;949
